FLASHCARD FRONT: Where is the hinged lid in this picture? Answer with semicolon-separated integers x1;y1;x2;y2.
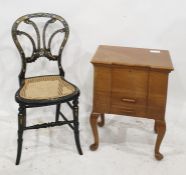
92;45;174;72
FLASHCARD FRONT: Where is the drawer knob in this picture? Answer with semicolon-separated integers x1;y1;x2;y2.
121;98;136;103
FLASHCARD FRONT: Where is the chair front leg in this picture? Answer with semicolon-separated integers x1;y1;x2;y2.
73;99;83;155
55;104;61;122
23;108;26;127
16;105;25;165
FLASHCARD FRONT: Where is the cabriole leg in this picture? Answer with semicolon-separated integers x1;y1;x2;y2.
73;99;83;155
154;120;166;160
15;105;25;165
154;120;158;133
89;113;100;151
98;113;105;127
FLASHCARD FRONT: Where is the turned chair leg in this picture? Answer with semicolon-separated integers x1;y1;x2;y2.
16;105;25;165
23;108;26;128
155;120;166;160
72;99;83;155
55;104;61;122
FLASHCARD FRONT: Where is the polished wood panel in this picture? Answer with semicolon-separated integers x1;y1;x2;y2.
90;45;173;160
147;71;169;120
92;66;111;113
111;67;148;111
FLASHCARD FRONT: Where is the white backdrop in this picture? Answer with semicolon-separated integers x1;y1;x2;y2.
0;0;186;174
0;0;186;116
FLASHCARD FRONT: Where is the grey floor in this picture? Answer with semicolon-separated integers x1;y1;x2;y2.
0;102;185;175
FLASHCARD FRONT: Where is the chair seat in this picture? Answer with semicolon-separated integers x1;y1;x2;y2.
16;75;79;105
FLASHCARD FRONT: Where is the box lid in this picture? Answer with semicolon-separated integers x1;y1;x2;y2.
92;45;174;71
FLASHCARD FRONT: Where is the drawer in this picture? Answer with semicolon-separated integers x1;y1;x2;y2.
111;92;146;108
110;105;146;117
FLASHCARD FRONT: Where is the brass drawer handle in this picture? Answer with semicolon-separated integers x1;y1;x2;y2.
124;110;134;113
121;98;136;103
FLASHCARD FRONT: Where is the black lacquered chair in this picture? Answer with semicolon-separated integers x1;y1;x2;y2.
12;13;83;165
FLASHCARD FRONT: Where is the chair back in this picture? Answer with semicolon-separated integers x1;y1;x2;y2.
12;13;69;85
